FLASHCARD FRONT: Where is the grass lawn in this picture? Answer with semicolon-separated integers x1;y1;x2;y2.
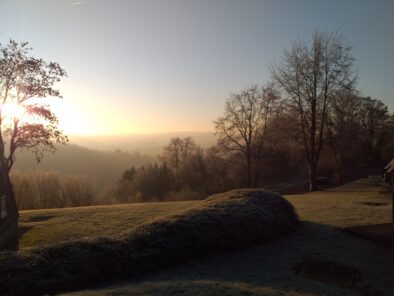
18;179;394;295
18;200;199;248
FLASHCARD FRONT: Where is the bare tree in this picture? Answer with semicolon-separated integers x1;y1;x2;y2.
272;31;356;191
162;136;197;174
0;40;67;216
214;85;278;187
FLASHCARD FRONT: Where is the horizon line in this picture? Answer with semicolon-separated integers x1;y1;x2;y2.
67;131;216;137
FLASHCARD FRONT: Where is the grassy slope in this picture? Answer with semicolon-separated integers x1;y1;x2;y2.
19;201;198;248
18;179;394;295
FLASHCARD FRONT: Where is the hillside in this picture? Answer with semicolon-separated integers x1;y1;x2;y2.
17;179;394;295
13;144;155;191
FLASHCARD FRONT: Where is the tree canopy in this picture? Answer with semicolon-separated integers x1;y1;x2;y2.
0;40;67;173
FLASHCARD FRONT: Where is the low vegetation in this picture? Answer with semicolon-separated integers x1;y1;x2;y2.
0;190;298;295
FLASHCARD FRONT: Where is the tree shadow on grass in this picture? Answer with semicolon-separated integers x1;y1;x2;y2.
17;215;56;244
17;225;33;241
20;214;55;223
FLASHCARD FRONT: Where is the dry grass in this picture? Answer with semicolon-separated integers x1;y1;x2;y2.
0;190;299;296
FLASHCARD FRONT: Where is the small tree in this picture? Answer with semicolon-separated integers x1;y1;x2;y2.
272;31;356;191
0;40;67;216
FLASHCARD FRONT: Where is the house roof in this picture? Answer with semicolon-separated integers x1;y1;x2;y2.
384;159;394;170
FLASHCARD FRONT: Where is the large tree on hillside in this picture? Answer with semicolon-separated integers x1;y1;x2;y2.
357;97;390;168
326;94;392;182
215;85;278;187
272;31;356;191
0;40;67;249
325;91;362;184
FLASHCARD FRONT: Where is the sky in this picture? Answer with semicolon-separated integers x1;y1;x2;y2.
0;0;393;135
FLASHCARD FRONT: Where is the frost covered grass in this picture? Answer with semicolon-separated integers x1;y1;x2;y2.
1;190;299;296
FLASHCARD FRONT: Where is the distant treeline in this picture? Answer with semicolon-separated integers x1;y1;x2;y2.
107;135;301;203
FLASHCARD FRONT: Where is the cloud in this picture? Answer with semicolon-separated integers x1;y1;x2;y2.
71;1;84;6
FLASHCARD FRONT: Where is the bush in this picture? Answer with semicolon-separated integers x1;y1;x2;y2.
0;189;299;295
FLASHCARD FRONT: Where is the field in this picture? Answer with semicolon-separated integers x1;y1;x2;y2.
17;179;394;295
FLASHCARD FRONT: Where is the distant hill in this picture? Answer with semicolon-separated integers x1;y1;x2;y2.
68;132;217;155
13;144;156;192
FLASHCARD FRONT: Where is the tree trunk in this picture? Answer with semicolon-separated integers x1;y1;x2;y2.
0;165;19;251
391;173;394;249
309;165;317;192
246;150;253;188
247;161;252;188
337;172;343;186
333;147;344;185
335;163;344;185
309;95;317;192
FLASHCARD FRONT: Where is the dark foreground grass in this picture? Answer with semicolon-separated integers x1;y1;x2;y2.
0;190;299;296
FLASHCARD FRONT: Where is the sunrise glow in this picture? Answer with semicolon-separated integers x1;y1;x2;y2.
0;102;26;122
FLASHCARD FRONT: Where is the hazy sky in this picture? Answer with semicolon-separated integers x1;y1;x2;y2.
0;0;393;135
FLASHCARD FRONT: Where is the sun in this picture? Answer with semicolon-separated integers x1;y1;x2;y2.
0;102;26;121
